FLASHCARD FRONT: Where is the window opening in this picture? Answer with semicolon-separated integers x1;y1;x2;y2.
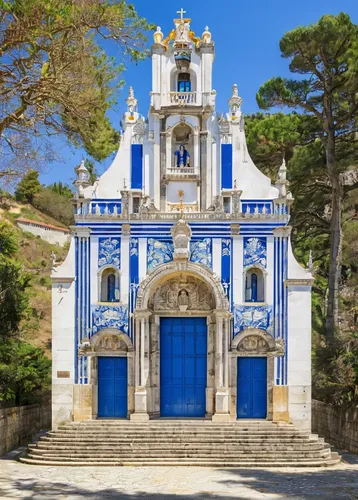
178;73;191;92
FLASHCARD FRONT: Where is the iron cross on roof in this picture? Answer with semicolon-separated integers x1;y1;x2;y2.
176;8;186;19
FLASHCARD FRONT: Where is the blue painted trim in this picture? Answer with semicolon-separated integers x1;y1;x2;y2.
131;144;143;189
221;144;233;189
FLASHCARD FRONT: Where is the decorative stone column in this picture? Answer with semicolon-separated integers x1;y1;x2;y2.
212;309;231;422
130;309;151;421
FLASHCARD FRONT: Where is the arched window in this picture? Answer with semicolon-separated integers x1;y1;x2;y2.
177;73;191;92
245;268;264;303
100;268;120;303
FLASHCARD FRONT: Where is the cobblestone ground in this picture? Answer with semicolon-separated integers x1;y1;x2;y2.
0;453;358;500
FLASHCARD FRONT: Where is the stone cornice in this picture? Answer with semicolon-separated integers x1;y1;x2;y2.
69;225;91;237
51;276;75;283
272;226;292;238
285;278;314;287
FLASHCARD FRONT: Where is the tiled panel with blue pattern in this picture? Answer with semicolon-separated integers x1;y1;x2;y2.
243;237;267;268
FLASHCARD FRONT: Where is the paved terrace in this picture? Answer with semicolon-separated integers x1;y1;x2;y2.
0;450;357;500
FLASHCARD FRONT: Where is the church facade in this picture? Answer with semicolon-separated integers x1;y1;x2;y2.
51;13;313;430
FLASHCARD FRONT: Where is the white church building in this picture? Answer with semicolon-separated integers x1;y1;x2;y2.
51;12;314;431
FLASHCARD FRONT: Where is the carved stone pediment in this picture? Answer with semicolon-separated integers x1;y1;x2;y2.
94;334;128;352
237;335;269;353
152;274;214;312
170;219;192;260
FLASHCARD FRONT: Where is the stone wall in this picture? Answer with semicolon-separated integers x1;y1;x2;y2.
312;399;358;453
17;220;70;247
0;404;51;456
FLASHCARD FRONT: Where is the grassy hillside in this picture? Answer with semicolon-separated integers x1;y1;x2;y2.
0;198;69;357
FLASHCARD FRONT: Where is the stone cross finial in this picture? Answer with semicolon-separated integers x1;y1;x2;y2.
126;86;137;113
176;7;186;19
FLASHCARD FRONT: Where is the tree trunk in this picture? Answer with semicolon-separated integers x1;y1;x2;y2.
325;125;343;342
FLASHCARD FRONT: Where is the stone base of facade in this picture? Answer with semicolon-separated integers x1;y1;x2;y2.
73;385;93;422
272;385;289;422
130;412;150;421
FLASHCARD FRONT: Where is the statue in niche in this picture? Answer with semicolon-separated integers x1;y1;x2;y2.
178;289;189;310
174;144;190;168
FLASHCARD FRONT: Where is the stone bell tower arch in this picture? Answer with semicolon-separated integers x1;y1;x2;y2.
131;220;231;421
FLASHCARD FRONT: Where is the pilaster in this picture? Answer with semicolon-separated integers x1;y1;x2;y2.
120;224;130;304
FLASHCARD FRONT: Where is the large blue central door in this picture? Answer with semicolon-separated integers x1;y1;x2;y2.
237;357;267;418
98;357;127;418
160;317;207;417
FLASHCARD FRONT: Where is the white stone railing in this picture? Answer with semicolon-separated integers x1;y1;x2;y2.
169;92;197;106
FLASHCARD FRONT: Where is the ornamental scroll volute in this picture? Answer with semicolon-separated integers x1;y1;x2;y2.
152;275;214;312
170;219;192;260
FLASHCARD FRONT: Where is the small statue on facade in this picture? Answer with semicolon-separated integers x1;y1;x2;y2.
174;144;190;168
178;289;189;311
50;251;56;269
95;204;101;215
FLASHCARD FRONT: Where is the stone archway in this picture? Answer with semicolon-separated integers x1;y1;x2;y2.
131;259;231;422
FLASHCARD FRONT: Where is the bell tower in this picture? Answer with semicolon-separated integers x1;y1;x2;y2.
149;9;216;211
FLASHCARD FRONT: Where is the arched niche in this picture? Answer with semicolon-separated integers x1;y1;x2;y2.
170;66;197;93
98;265;120;303
244;264;267;303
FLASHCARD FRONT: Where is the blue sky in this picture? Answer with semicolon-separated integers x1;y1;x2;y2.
39;0;358;186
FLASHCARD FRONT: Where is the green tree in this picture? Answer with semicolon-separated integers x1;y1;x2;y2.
256;13;358;341
15;170;41;203
0;340;51;406
33;188;74;226
0;220;18;256
0;0;152;180
49;182;73;199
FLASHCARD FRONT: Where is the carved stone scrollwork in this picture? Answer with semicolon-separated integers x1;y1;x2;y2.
232;329;285;357
132;119;146;144
237;335;269;353
152;275;214;312
94;334;128;352
170;219;192;260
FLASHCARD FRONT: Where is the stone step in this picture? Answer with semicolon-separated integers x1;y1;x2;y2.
31;442;327;452
40;436;317;443
46;431;311;438
23;420;338;468
20;456;340;467
20;457;341;467
28;449;331;458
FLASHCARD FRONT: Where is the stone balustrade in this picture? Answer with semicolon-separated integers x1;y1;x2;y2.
169;91;197;106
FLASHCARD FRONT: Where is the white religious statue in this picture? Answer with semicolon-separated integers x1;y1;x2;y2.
50;251;56;269
95;204;101;215
174;144;190;168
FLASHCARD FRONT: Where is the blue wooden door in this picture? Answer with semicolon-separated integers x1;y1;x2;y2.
98;357;127;418
160;317;207;417
237;357;267;418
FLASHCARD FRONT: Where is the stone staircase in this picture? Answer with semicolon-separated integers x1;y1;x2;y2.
20;420;340;467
